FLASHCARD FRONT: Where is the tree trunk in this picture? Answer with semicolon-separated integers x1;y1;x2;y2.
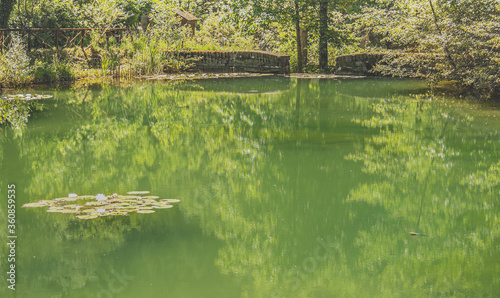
428;0;456;68
0;0;15;29
319;0;328;72
294;0;303;73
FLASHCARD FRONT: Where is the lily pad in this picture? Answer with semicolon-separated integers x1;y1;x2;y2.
138;206;155;210
76;214;99;220
127;191;150;195
46;207;65;213
55;197;78;202
160;199;181;203
136;210;155;214
23;191;177;220
121;195;139;199
78;195;96;199
22;202;47;208
142;196;160;199
86;201;106;206
153;204;173;209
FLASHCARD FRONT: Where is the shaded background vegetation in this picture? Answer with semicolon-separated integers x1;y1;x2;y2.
0;0;499;97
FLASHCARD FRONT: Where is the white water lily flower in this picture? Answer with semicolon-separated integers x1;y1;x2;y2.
68;193;78;198
96;194;107;201
96;208;106;213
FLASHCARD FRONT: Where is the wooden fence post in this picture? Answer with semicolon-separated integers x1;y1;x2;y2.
55;29;59;50
27;30;31;52
0;31;4;52
81;29;89;61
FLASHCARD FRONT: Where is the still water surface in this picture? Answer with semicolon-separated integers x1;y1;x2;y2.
1;77;499;297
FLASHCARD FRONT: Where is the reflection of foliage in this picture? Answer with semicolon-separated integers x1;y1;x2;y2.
0;98;30;129
463;161;500;191
0;96;44;137
347;98;459;180
343;96;500;296
10;79;329;296
2;80;499;296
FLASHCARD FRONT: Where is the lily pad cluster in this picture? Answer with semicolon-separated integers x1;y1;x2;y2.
22;191;180;220
1;93;53;101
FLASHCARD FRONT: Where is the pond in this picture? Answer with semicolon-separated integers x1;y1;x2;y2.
1;77;499;297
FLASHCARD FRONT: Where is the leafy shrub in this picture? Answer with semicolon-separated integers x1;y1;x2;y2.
32;55;75;83
33;62;58;83
185;14;256;51
355;0;500;97
0;35;32;87
10;0;79;28
56;61;74;81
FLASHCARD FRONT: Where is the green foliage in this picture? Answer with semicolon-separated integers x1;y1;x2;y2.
79;0;130;28
10;0;79;28
0;0;15;28
29;49;75;82
2;0;497;88
0;34;31;87
9;0;153;29
33;61;57;82
185;13;256;51
33;59;74;83
355;0;500;96
120;0;154;27
123;33;166;75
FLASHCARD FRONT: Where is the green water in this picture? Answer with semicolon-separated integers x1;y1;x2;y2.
1;77;499;297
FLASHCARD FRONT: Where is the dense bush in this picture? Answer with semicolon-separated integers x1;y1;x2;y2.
33;59;74;83
0;35;32;87
10;0;79;28
355;0;500;97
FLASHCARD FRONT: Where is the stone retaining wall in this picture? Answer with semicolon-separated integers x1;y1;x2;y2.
335;53;443;76
334;53;386;76
165;50;290;74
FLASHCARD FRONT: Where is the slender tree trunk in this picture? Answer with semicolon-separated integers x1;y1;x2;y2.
0;0;15;28
294;0;303;73
428;0;456;68
319;0;328;72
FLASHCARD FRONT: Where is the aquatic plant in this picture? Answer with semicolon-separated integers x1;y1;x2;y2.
0;94;53;101
22;191;180;220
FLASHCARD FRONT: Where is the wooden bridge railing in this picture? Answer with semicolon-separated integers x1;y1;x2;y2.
0;28;138;54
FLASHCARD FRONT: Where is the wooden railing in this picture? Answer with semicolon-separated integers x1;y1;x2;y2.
0;28;138;54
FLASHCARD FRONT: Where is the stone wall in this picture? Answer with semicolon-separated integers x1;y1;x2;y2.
165;50;290;74
335;53;445;76
334;53;386;76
